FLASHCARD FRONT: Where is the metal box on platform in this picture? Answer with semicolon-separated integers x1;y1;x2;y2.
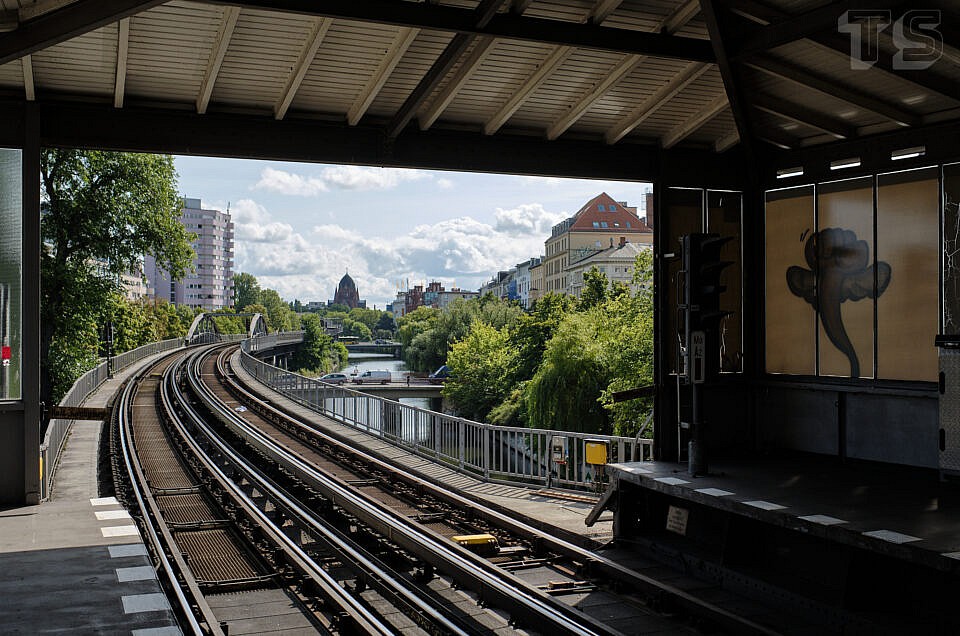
936;335;960;477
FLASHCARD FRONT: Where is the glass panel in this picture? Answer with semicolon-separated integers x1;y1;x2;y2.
663;188;702;374
817;177;875;379
877;168;939;381
945;163;960;334
765;186;815;375
707;190;743;373
0;148;22;400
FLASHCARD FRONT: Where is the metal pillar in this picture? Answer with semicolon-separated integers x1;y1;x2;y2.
22;104;41;504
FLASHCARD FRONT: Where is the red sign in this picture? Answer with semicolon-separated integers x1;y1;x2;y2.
1;346;9;361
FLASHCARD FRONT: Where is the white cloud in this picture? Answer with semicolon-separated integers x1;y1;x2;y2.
515;175;563;187
493;203;566;235
230;199;560;307
253;167;328;196
253;165;432;196
436;178;454;189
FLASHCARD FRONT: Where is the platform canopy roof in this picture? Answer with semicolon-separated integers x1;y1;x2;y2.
0;0;957;181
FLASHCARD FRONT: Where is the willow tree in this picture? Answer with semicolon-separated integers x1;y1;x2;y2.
40;150;194;416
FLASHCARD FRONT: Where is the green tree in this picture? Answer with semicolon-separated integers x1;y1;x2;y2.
40;150;193;411
524;310;610;434
375;312;397;336
506;293;574;384
578;267;608;310
233;272;261;311
293;314;347;374
444;321;516;421
261;287;297;331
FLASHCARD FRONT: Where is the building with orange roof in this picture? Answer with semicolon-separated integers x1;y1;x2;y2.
542;193;652;296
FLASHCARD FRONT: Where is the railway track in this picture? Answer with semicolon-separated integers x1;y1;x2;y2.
114;342;814;634
115;344;634;634
200;345;790;636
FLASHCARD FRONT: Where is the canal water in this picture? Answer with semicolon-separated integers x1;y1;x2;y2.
346;353;429;410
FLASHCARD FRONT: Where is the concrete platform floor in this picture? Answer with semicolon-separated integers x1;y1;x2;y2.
0;352;180;635
608;454;960;572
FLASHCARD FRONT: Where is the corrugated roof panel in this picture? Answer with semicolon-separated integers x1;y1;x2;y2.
769;40;956;115
32;24;116;98
362;29;456;120
431;39;556;126
0;60;23;92
509;49;629;127
292;21;419;117
125;2;223;104
523;0;594;23
211;9;312;112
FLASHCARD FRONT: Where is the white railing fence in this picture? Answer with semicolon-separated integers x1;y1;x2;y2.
40;337;184;500
240;342;653;492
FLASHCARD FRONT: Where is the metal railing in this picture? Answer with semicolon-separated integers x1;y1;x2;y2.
40;337;184;500
240;342;653;492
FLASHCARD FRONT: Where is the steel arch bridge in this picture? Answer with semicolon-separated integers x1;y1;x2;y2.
184;312;269;345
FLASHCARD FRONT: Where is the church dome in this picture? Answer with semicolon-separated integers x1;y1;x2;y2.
337;272;357;291
334;271;361;308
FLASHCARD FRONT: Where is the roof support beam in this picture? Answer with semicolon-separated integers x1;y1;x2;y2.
662;0;701;34
589;0;624;24
729;1;960;105
209;0;715;63
750;93;856;139
700;0;755;159
604;61;710;144
386;0;507;138
274;18;331;120
197;6;240;115
348;27;419;126
745;56;920;127
714;130;740;152
113;17;129;108
484;45;571;135
546;54;642;140
732;0;905;58
661;92;729;148
21;55;34;101
545;0;703;141
0;0;166;66
419;36;496;130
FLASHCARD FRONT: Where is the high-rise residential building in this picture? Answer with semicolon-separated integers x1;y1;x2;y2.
542;192;652;295
145;197;234;310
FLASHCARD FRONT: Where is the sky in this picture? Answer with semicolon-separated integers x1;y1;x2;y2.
174;156;652;309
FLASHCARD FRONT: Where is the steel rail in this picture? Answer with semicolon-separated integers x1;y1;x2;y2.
226;347;780;636
172;354;471;636
162;350;396;636
116;352;223;636
197;347;617;636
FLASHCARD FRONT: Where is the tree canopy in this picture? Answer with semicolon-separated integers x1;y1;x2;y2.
40;150;194;410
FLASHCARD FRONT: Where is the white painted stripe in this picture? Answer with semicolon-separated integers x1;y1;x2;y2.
109;544;148;558
942;552;960;560
102;525;140;538
117;566;157;582
90;497;119;506
862;529;922;544
122;593;171;614
743;500;786;511
655;477;690;485
96;509;132;521
132;628;182;636
695;488;734;497
798;514;847;526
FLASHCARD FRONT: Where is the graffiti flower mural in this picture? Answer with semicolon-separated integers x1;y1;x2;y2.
786;228;891;378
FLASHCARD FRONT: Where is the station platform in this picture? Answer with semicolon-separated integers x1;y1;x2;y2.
231;353;614;546
596;454;960;632
0;352;180;635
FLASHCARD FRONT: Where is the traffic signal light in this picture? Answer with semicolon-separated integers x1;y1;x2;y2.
681;233;733;381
